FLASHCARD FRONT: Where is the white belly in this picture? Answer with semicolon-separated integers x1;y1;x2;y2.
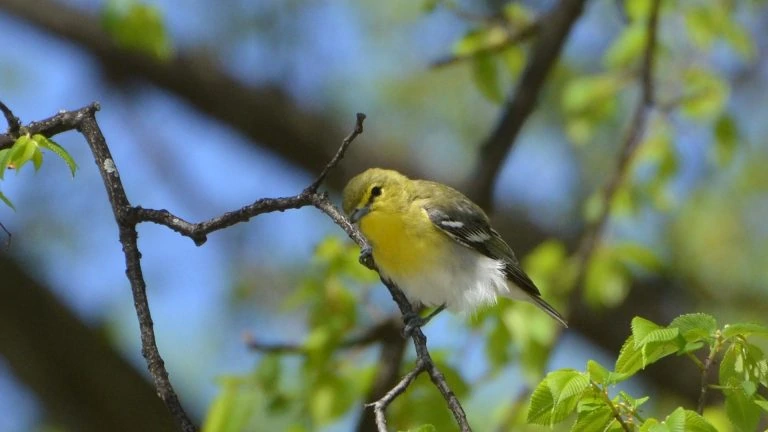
382;242;511;313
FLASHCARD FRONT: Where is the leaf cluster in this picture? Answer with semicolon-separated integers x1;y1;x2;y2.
527;314;768;431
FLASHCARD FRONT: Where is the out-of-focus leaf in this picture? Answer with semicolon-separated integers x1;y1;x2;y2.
613;242;663;273
713;115;738;166
453;27;508;56
102;0;172;60
562;74;621;116
471;53;503;103
680;69;728;119
604;22;645;69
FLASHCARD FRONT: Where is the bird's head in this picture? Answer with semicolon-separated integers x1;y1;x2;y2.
342;168;410;223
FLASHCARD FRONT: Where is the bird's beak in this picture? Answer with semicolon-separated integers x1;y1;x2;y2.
350;206;370;223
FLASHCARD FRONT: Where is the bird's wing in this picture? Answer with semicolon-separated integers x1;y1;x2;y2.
422;195;542;298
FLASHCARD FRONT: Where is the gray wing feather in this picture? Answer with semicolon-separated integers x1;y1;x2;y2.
424;202;541;298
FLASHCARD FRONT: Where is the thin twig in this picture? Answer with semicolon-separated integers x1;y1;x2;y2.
573;0;662;289
697;331;723;414
593;381;632;432
0;221;10;248
430;20;540;69
367;361;428;432
244;317;400;354
0;100;21;136
308;112;366;193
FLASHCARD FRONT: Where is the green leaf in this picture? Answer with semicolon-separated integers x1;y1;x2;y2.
603;22;645;69
723;322;768;339
616;333;680;375
562;74;621;116
680;69;728;120
683;409;718;432
724;385;761;432
486;318;511;370
613;242;663;273
471;53;503;103
0;148;10;179
587;360;631;385
31;147;43;171
13;134;39;171
453;27;508;56
35;135;78;177
102;0;173;60
527;380;555;425
755;400;768;412
584;248;629;308
668;313;718;343
0;189;14;210
662;407;686;432
528;372;582;426
571;406;614;432
713;115;738;166
402;425;437;432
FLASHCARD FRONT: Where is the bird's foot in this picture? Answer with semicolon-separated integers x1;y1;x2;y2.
402;304;447;337
359;245;375;269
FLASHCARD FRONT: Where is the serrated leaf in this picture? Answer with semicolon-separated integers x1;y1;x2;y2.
616;333;679;375
683;409;718;432
632;317;663;347
35;135;77;177
471;53;503;103
556;373;589;405
662;407;686;432
723;322;768;339
724;385;760;432
527;377;556;425
668;313;717;343
571;406;614;432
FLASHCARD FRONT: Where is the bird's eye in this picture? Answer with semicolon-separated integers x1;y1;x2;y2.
371;186;382;197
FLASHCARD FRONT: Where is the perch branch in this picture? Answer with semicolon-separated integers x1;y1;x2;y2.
0;104;472;431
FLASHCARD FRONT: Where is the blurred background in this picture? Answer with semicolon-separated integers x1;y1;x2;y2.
0;0;767;430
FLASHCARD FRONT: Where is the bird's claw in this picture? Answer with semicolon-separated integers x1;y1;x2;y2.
359;245;374;269
402;311;426;337
402;304;447;337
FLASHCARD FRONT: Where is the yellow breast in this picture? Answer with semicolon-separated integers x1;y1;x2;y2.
359;209;444;279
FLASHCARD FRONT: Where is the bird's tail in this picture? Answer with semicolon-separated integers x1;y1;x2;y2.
529;295;568;327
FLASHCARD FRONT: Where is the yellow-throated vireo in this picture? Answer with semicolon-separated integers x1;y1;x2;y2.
342;168;567;331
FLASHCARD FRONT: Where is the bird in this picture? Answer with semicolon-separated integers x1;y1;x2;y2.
342;168;567;332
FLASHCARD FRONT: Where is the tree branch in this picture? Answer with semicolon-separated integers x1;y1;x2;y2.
572;0;661;289
244;317;400;354
468;0;588;208
367;361;427;432
0;103;471;430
